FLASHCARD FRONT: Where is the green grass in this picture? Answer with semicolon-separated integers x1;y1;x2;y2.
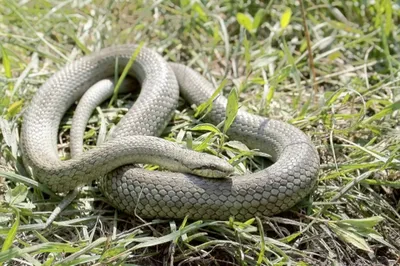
1;0;399;265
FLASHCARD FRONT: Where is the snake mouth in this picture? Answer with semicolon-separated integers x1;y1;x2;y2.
191;164;233;178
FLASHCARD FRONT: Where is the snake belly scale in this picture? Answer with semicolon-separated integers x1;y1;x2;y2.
21;45;319;221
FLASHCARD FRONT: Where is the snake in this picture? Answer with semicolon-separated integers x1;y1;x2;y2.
21;45;319;221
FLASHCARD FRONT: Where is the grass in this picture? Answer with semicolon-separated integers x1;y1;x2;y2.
0;0;399;265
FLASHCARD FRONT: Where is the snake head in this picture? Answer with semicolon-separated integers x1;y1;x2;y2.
189;154;234;178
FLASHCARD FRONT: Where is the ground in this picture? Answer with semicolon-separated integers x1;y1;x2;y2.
0;1;399;265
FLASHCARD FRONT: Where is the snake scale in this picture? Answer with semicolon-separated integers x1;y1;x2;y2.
21;45;319;221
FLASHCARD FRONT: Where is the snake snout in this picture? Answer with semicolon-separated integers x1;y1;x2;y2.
190;154;234;178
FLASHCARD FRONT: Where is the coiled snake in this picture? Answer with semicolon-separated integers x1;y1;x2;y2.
21;45;319;221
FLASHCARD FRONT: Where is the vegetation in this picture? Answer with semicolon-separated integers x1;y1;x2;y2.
0;0;399;265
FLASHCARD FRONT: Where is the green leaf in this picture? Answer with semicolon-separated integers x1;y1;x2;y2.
212;25;221;45
252;9;265;30
223;87;239;134
182;232;208;243
185;131;193;150
329;224;372;252
367;231;396;249
328;51;342;61
179;215;189;230
279;231;302;243
100;246;126;260
266;85;275;105
338;216;384;229
0;171;59;198
224;140;250;151
192;2;207;21
325;88;344;107
244;218;255;225
363;100;400;124
1;207;19;253
333;218;393;249
229;220;258;233
273;65;292;84
374;0;382;29
280;8;292;29
236;13;254;33
299;40;308;52
384;0;393;36
6;100;23;119
193;133;214;152
5;184;28;206
256;217;265;266
180;0;190;8
42;254;55;266
195;79;227;117
191;123;221;134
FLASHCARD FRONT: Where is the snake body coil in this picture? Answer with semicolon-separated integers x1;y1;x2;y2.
21;45;319;221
